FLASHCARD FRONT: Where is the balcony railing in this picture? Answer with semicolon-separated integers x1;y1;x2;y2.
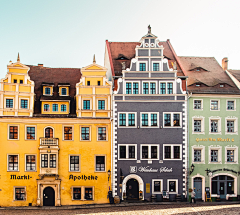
40;138;58;146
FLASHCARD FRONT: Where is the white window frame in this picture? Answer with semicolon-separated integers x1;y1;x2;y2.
96;125;108;141
94;155;106;172
63;125;74;141
225;117;238;135
43;103;50;112
152;179;163;194
192;145;205;164
52;103;59;112
40;153;58;168
80;125;91;141
118;112;137;128
69;154;81;172
13;186;26;201
8;124;19;140
137;61;148;71
209;117;221;134
44;126;55;138
210;99;220;111
193;99;203;110
140;112;159;128
82;98;92;110
25;154;37;172
159;81;176;94
140;144;159;160
25;125;37;140
7;154;19;171
118;144;137;160
167;179;178;194
225;146;238;164
152;61;162;72
208;145;222;164
60;104;67;112
4;97;14;109
226;100;236;111
43;86;52;96
163;112;182;128
192;116;205;134
60;87;68;96
124;81;141;94
142;81;158;94
71;186;94;201
163;144;182;160
19;98;29;110
96;98;107;110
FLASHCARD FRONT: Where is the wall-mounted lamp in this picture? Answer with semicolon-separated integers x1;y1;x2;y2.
108;170;111;181
190;164;195;175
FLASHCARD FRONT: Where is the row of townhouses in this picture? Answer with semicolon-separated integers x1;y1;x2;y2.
0;27;240;206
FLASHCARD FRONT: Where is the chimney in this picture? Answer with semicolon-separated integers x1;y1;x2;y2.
38;64;43;67
222;58;228;70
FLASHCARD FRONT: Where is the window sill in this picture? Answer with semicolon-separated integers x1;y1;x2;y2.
225;161;238;164
25;170;37;172
193;109;203;111
163;158;182;160
69;171;81;172
7;170;19;172
192;132;205;135
118;158;137;160
95;171;106;173
209;132;221;135
209;162;222;164
225;132;238;135
163;126;182;128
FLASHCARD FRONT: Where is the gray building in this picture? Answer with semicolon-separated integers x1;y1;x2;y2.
105;27;188;201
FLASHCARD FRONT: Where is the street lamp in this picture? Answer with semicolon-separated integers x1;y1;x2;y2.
108;170;111;181
190;164;195;175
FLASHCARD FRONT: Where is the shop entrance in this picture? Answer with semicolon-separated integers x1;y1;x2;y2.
43;186;55;206
211;175;234;199
126;179;139;200
194;177;202;199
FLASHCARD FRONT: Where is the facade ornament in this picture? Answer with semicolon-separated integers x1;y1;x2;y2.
93;54;96;63
148;25;151;33
17;52;20;62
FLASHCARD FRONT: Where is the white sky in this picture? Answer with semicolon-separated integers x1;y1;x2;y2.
0;0;239;78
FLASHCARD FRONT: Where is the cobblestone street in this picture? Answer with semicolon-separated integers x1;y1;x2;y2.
1;203;240;215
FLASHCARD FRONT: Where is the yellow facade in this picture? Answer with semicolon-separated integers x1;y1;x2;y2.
0;57;112;207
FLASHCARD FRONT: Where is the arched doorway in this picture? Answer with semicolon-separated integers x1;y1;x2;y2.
126;179;139;200
194;177;202;199
45;127;53;138
43;186;55;206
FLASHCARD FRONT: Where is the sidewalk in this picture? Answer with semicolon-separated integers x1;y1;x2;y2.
0;200;239;210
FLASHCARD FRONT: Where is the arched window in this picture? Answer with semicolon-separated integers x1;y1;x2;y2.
45;127;53;138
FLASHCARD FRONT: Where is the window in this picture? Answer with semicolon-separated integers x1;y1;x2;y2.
45;87;51;95
163;145;182;160
128;114;135;126
194;150;201;162
8;155;18;171
73;188;81;200
150;83;156;94
97;81;101;86
140;63;146;71
153;63;159;71
20;80;23;84
211;150;218;162
81;127;90;140
98;100;105;110
167;83;173;94
211;120;218;133
160;83;166;94
95;156;105;171
14;79;17;83
142;114;148;126
70;155;80;171
227;100;235;110
125;82;139;94
44;104;50;112
209;117;221;134
26;126;35;140
209;146;221;163
159;81;174;94
118;113;136;128
119;113;126;126
119;145;136;159
141;145;159;159
83;100;90;110
151;114;157;126
45;127;53;138
192;146;205;164
15;187;25;200
9;126;18;140
41;154;48;168
61;104;67;112
192;117;204;134
194;100;202;110
50;154;56;168
227;120;234;133
194;120;201;132
152;180;163;194
227;150;234;162
52;104;58;112
225;147;238;164
6;99;13;108
98;127;106;140
61;88;67;95
168;180;178;193
143;83;149;94
141;113;159;128
64;126;72;140
26;155;36;171
133;83;138;94
163;113;181;127
85;188;93;200
20;99;28;109
211;100;219;110
87;81;90;86
126;83;132;94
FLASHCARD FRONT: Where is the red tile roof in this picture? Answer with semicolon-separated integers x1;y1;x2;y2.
228;70;240;82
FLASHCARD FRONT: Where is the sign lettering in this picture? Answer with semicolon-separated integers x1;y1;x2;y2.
69;174;98;181
196;137;234;142
10;175;32;180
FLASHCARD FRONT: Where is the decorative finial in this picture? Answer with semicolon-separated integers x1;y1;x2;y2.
93;54;96;63
148;25;151;33
17;53;20;62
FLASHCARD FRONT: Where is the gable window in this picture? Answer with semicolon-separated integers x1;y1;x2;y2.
143;83;149;94
52;104;58;112
81;127;90;140
6;99;13;108
85;188;93;200
227;101;235;110
141;145;159;159
44;104;50;112
194;100;202;110
70;155;80;171
150;83;156;94
98;100;105;110
126;83;132;94
9;126;18;140
211;100;219;110
83;100;90;110
8;155;18;171
153;63;159;71
160;83;166;94
26;155;36;171
61;88;67;95
20;80;23;84
95;156;105;172
119;145;136;159
167;83;173;94
87;81;90;86
97;81;101;86
64;126;72;140
61;104;67;112
15;187;25;201
45;87;51;95
163;113;181;127
168;180;178;193
26;127;35;140
21;99;28;109
140;63;146;71
119;113;126;126
133;83;139;94
98;127;106;140
163;145;182;160
14;79;17;83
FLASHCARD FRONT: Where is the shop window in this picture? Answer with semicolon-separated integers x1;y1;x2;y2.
152;179;163;194
70;155;80;171
141;145;158;160
98;100;105;110
6;99;13;108
14;187;25;201
168;180;178;193
26;126;35;140
98;127;106;141
64;126;72;140
95;156;105;172
85;187;93;200
8;155;19;171
73;188;81;200
26;155;36;171
81;127;90;141
9;126;18;140
20;99;28;109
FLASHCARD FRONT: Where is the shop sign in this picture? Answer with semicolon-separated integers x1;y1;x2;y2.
130;166;173;173
69;174;98;181
10;175;32;180
196;137;234;142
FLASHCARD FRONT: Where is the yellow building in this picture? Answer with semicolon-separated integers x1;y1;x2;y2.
0;55;112;207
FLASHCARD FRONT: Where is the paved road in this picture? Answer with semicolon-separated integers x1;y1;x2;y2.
1;203;240;214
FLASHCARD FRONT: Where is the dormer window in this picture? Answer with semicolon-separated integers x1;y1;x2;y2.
145;39;149;43
196;84;200;87
220;84;224;87
45;87;51;95
61;88;67;95
151;39;155;43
